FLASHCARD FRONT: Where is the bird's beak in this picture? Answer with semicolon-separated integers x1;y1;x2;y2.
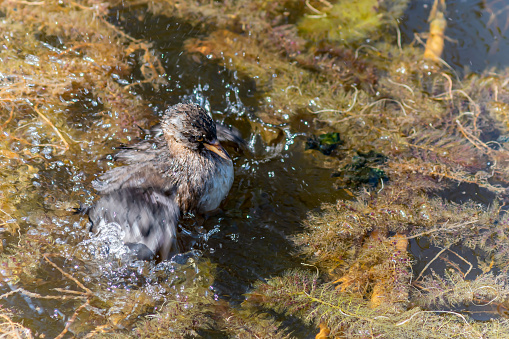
204;140;231;160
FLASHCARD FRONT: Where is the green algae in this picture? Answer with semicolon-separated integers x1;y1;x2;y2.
333;150;388;188
297;0;403;43
306;132;342;155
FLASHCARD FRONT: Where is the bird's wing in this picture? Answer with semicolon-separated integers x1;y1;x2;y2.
92;161;166;194
216;123;249;152
93;135;177;194
88;188;180;260
113;134;167;164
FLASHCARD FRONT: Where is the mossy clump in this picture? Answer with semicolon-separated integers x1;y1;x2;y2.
130;296;289;339
0;308;32;338
248;269;509;338
297;0;407;43
333;150;388;188
0;0;172;336
294;181;497;272
306;132;342;155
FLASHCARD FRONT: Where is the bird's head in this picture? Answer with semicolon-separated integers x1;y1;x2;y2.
162;103;231;160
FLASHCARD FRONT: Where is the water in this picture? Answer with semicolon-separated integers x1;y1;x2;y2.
2;1;509;337
401;0;509;73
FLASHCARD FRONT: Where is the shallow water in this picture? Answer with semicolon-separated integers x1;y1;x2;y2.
401;0;509;73
2;0;509;337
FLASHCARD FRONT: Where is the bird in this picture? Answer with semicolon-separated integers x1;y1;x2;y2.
86;188;180;260
84;103;243;260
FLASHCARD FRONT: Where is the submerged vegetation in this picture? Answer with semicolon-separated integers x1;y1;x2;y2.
297;0;409;43
2;0;509;337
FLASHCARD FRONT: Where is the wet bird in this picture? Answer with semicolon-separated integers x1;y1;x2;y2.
85;103;243;260
87;188;180;260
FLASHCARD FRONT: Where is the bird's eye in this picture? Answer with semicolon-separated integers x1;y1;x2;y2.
196;135;204;142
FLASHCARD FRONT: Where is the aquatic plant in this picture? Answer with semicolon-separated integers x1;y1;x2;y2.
297;0;409;43
2;0;509;337
248;269;509;338
306;132;342;155
0;308;32;338
131;294;289;339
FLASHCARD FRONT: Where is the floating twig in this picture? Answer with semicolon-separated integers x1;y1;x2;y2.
84;324;111;338
312;87;358;114
43;254;92;295
447;248;473;278
54;300;90;339
406;220;478;240
388;78;414;96
416;245;450;281
1;104;15;128
0;288;86;301
32;105;69;153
